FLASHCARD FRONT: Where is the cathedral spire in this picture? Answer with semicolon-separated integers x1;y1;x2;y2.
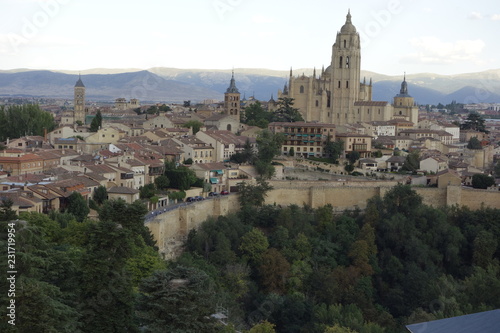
290;67;293;77
399;72;408;95
226;70;239;93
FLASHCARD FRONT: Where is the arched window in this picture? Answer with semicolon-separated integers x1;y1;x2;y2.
227;124;232;131
338;81;341;88
346;56;350;68
344;39;346;48
300;85;304;93
315;100;319;107
399;111;403;115
346;81;349;88
339;56;343;68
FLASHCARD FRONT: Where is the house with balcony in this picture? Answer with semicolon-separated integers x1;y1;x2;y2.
335;133;373;159
268;122;336;158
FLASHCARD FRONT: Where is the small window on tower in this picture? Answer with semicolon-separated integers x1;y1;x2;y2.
300;85;304;93
316;100;319;107
346;81;349;88
346;56;350;68
344;40;347;48
339;56;343;68
338;81;341;88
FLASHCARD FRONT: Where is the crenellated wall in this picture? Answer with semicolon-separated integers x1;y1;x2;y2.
146;183;500;259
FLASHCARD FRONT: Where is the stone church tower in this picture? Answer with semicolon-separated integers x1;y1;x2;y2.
392;74;418;124
224;71;240;120
279;10;417;127
74;74;86;124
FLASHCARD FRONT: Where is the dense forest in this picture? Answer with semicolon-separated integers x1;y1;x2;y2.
1;184;499;332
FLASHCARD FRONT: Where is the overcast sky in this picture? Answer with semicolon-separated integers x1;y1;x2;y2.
1;0;499;76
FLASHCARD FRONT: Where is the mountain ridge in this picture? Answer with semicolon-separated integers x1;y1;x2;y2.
1;67;499;105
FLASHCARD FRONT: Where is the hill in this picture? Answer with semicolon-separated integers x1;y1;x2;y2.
1;67;500;104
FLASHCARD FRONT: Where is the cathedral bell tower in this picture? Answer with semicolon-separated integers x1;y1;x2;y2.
393;73;418;124
224;70;240;120
330;10;361;125
74;74;86;124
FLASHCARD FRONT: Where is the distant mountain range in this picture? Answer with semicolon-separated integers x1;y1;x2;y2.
1;67;500;105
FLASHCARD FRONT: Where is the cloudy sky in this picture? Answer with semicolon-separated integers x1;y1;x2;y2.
1;0;499;75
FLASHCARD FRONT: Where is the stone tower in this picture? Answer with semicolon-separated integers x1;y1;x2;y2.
393;74;418;124
330;9;361;125
74;74;86;124
224;71;240;120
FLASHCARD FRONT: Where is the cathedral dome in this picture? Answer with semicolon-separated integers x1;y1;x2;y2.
340;10;357;34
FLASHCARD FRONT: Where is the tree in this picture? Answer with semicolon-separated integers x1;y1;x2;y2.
79;220;137;332
136;266;220;333
461;113;487;133
348;151;360;165
255;129;284;178
272;97;304;122
165;166;197;190
239;227;269;263
92;185;107;205
248;320;277;333
66;192;90;222
0;199;17;221
237;179;273;208
471;173;495;189
289;147;295;157
89;110;102;132
139;183;156;199
154;175;170;190
258;248;290;294
467;137;482;149
401;150;420;173
0;104;56;141
244;101;271;128
324;137;343;164
183;120;203;134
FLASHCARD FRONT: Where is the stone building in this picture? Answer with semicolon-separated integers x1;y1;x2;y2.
279;10;418;126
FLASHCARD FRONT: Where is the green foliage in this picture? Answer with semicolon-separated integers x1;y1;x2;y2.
248;320;276;332
66;191;90;222
0;199;17;221
89;110;102;132
154;175;170;190
239;227;269;263
168;191;186;201
244;101;271;128
348;151;361;165
183;119;204;134
255;129;284;178
184;157;194;164
271;97;304;122
139;183;156;199
237;179;273;208
230;138;255;164
0;104;56;141
471;173;495;189
165;166;197;190
324;137;344;164
136;266;220;332
401;150;420;173
461;112;487;133
467;136;482;149
92;185;108;205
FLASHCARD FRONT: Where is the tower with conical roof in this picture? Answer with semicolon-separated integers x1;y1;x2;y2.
393;73;418;124
224;71;240;120
74;74;86;124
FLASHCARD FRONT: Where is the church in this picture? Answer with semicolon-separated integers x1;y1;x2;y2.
278;10;418;126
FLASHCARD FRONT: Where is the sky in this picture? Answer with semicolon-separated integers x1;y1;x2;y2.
1;0;499;76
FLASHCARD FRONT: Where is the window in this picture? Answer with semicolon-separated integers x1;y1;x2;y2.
316;100;319;107
346;81;349;88
339;56;343;68
344;39;346;48
346;56;350;68
300;85;304;93
338;81;341;88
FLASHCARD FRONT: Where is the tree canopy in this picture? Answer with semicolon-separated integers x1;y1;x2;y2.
0;104;56;141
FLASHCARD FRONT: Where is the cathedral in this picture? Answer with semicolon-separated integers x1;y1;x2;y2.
278;10;418;126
